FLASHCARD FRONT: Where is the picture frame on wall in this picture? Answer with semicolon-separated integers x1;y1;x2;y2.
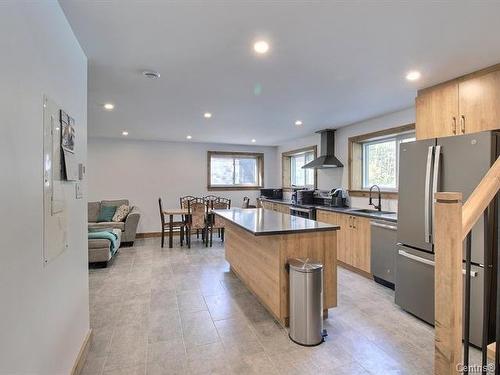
60;110;75;154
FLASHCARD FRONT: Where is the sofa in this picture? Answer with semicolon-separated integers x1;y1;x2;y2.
88;199;141;245
88;228;122;264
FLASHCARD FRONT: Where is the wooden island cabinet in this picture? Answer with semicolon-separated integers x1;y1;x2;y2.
214;208;339;327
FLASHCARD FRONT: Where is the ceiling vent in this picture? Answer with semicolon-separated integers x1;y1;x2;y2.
142;70;160;79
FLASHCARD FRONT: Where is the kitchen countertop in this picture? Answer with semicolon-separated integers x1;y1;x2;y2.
258;197;398;223
213;208;340;236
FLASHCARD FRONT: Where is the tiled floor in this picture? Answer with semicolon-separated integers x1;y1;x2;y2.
83;237;482;375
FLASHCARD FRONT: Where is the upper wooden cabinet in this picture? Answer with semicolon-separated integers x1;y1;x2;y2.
416;65;500;140
459;69;500;135
416;81;459;139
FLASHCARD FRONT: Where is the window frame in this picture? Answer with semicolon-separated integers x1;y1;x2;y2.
348;123;415;198
207;151;264;191
281;146;318;190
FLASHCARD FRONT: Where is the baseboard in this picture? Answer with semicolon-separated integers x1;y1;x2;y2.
337;261;373;280
71;329;92;375
136;232;162;238
136;230;186;238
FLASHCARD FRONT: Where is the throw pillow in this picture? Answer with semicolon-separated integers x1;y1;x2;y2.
112;204;130;222
97;205;117;222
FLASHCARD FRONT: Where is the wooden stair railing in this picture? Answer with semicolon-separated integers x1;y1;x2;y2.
434;156;500;375
462;156;500;240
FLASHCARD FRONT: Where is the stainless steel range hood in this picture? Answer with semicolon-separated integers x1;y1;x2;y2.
302;129;344;169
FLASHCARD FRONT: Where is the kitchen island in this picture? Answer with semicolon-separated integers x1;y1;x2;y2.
214;208;340;326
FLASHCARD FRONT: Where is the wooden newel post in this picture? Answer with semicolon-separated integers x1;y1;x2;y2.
434;192;463;375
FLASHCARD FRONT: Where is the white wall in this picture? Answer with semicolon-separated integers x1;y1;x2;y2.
87;138;279;233
0;2;89;374
277;107;416;211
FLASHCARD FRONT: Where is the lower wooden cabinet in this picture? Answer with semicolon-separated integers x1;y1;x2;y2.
258;199;290;214
317;210;371;274
350;216;371;273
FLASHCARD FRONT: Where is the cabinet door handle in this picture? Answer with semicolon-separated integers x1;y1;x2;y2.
452;116;457;134
352;217;356;229
460;115;466;134
349;216;352;228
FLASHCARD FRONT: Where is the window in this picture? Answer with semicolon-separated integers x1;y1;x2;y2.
290;151;315;187
348;123;415;197
362;133;415;190
282;146;317;189
207;151;263;190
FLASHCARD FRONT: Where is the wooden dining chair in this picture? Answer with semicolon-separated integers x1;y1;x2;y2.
185;198;208;248
180;195;198;238
158;197;185;248
207;197;231;246
242;196;256;208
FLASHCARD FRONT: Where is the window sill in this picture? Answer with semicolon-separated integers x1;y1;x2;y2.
207;186;262;191
348;190;398;199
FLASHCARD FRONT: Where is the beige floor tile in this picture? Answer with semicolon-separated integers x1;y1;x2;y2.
84;238;484;375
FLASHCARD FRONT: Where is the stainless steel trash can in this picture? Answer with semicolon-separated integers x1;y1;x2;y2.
288;258;325;346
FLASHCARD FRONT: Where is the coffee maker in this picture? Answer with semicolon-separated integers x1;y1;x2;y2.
329;188;349;207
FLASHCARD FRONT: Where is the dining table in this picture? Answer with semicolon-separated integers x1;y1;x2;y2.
163;208;189;248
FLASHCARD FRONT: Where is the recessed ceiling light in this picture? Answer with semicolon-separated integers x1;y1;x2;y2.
295;120;303;126
251;139;256;143
406;70;421;81
103;103;114;110
204;112;212;119
253;40;270;54
142;70;160;79
186;135;192;140
122;131;128;136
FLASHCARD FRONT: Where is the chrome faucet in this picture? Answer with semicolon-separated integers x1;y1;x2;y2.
369;185;382;212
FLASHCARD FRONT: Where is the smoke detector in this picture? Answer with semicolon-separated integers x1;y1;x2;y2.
142;70;160;79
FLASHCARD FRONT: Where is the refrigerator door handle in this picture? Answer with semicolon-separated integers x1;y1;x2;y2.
398;249;435;267
424;146;434;243
431;145;442;243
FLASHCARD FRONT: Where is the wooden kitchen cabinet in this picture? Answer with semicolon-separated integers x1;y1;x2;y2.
274;202;290;214
459;69;500;134
316;210;371;274
416;81;459;139
260;200;272;210
350;216;371;273
416;64;500;140
258;199;290;214
317;210;350;264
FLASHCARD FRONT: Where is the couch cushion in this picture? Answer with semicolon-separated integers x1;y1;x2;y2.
112;204;130;222
97;205;117;222
88;222;125;231
102;199;129;208
88;238;111;249
88;202;101;223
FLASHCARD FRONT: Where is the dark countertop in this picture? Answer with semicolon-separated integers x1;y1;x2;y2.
213;208;340;236
258;197;397;223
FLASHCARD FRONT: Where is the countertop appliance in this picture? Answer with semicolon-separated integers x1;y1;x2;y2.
296;189;314;205
260;188;283;200
329;188;349;207
395;130;499;348
370;220;397;289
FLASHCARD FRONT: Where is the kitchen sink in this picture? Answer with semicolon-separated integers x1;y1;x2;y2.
348;208;396;215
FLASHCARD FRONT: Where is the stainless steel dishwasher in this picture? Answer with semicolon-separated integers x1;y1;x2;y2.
370;220;398;289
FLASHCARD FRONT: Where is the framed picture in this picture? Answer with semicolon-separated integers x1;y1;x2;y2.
60;110;75;153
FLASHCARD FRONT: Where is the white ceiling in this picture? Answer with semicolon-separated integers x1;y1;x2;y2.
60;0;500;146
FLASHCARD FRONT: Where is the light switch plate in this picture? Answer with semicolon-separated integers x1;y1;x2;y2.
75;182;83;199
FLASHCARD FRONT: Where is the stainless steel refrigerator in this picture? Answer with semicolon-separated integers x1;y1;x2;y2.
396;130;499;348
